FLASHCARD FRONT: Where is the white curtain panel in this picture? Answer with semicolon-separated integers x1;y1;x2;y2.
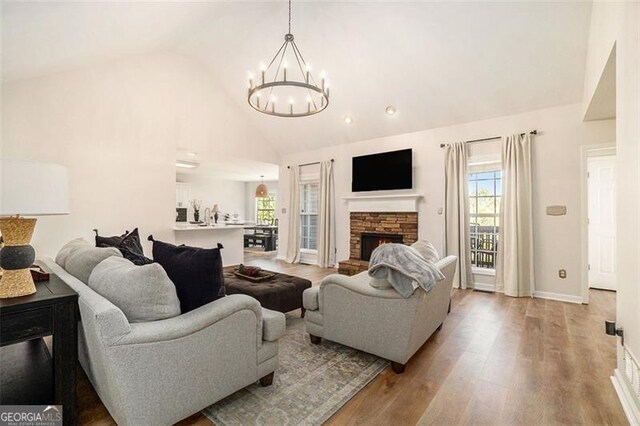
496;133;535;297
317;161;336;268
285;166;301;264
445;142;473;289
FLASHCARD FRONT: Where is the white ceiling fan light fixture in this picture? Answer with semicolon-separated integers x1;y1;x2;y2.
247;0;329;118
176;160;199;169
385;106;397;115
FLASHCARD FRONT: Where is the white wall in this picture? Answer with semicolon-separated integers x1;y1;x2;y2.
177;173;246;223
583;1;623;118
615;1;640;371
278;103;614;300
584;2;640;415
1;51;279;256
244;180;278;224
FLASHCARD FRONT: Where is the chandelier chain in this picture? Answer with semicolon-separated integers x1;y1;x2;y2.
288;0;292;34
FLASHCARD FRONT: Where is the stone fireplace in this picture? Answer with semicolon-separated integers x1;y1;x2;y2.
338;211;418;275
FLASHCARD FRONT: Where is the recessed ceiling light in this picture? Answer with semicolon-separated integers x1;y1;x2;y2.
344;116;353;124
385;106;396;115
176;160;199;169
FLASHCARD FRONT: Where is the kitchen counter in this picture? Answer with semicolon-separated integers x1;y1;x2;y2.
173;223;245;266
173;224;246;231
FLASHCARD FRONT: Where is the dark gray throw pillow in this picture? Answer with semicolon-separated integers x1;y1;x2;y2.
151;239;225;313
93;228;152;265
118;228;153;266
94;229;129;248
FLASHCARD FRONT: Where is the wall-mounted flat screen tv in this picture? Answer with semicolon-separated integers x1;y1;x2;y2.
352;148;413;192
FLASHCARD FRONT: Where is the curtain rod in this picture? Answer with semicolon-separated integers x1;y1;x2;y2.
439;130;538;148
287;159;334;169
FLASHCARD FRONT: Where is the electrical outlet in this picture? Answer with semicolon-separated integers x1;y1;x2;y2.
559;269;567;279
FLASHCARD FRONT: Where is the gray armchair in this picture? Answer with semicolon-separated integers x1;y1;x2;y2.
40;257;285;426
302;255;457;373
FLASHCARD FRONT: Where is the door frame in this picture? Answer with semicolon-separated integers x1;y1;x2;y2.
580;143;616;304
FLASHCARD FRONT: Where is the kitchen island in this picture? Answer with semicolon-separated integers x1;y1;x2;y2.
174;224;245;266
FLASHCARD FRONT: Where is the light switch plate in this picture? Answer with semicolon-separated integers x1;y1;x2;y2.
546;205;567;216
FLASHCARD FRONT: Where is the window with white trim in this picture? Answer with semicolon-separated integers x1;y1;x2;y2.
256;194;276;225
300;183;319;251
468;169;501;270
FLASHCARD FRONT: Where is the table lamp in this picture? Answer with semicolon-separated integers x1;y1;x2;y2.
212;204;220;224
0;159;69;298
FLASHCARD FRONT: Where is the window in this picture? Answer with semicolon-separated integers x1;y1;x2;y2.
300;183;319;251
468;170;501;270
256;194;276;225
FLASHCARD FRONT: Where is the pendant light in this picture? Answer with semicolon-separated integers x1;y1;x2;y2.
255;176;269;198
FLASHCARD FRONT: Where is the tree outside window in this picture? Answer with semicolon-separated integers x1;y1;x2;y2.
256;194;276;225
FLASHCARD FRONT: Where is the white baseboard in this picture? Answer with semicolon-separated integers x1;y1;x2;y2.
612;368;640;426
473;282;496;292
533;291;582;304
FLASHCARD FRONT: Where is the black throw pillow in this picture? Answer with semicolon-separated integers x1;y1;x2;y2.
151;239;225;313
118;228;153;266
94;229;129;248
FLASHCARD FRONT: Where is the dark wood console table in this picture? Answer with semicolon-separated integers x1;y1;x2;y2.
0;274;79;425
244;225;278;251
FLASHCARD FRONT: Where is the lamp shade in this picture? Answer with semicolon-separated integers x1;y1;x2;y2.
1;159;70;216
212;204;220;213
255;183;268;198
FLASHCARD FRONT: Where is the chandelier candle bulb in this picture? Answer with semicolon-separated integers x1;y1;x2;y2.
261;70;265;85
306;70;310;83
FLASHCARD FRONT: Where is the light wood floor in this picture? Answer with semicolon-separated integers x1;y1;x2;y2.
78;252;627;425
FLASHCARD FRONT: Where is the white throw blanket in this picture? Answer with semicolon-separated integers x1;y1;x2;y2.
368;243;445;298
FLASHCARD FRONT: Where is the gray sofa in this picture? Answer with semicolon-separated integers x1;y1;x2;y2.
302;255;457;373
40;249;285;426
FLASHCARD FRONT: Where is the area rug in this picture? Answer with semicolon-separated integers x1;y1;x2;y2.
202;316;389;426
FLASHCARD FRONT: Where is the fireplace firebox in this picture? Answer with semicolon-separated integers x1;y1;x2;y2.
360;233;403;261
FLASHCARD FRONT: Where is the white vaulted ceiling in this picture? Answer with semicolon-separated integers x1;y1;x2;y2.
2;1;593;154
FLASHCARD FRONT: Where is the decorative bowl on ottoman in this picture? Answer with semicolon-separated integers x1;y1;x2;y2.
224;270;312;315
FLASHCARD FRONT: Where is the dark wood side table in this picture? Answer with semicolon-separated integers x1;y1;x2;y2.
0;273;79;426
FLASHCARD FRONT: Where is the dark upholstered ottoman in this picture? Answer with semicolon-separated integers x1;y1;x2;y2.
223;271;312;315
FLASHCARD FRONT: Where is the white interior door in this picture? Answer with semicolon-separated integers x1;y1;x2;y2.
588;155;617;290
